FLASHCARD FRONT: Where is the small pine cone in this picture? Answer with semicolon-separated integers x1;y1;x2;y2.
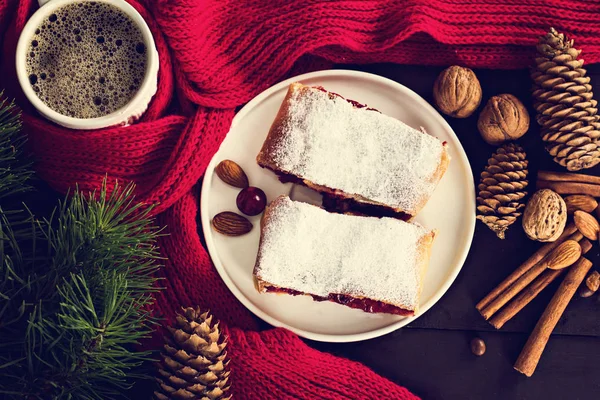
476;143;529;239
155;307;231;400
531;27;600;171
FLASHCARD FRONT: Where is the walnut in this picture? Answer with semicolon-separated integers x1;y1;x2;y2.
522;189;567;242
477;94;530;145
433;66;482;118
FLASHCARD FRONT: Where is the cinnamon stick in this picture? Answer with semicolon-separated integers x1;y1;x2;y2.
489;238;593;329
537;180;600;197
538;170;600;185
479;236;583;320
489;269;564;329
476;223;578;311
514;257;594;377
480;261;548;320
580;238;593;254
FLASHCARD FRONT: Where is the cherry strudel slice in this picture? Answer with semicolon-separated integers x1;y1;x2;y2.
253;196;435;316
257;82;450;220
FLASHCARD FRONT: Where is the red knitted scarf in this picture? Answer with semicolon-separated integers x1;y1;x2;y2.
2;1;600;398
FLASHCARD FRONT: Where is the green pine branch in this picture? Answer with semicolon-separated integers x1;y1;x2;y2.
0;91;32;200
0;93;164;399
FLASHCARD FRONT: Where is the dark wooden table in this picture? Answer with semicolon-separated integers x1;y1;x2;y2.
31;63;599;399
302;64;600;400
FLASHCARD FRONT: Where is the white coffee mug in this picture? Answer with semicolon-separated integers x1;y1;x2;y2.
15;0;159;130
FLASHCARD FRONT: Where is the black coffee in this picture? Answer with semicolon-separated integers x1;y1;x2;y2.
26;1;147;119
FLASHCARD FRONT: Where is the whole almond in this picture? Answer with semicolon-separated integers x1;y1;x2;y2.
574;210;600;241
215;160;249;188
545;240;582;270
212;211;252;236
564;195;598;214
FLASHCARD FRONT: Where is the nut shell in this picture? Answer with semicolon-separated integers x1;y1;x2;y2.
215;160;249;188
522;189;567;242
433;66;482;118
585;270;600;292
574;210;600;241
579;286;595;298
470;337;486;356
212;211;253;236
478;94;530;145
545;240;581;270
564;195;598;214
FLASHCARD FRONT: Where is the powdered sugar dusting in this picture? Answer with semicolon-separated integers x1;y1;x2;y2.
269;85;446;212
255;197;432;310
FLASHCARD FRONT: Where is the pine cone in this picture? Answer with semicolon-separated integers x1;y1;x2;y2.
531;27;600;171
155;308;231;400
476;143;529;239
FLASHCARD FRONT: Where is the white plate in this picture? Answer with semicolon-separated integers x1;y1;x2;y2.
200;70;475;342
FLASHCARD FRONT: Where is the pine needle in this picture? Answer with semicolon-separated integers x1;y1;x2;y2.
0;92;32;200
0;94;163;399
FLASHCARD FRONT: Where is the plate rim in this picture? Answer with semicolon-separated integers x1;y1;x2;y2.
200;69;476;342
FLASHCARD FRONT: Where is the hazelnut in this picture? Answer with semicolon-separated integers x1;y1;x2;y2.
470;337;486;356
522;189;567;242
433;66;482;118
585;270;600;293
478;94;530;145
579;287;595;298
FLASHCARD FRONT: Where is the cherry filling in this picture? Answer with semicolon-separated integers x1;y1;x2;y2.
272;171;411;220
313;86;380;112
265;286;413;316
276;173;303;185
321;194;411;221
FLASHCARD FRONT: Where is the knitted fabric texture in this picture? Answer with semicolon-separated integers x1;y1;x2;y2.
2;0;600;398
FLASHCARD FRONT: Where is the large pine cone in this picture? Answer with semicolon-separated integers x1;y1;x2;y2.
155;308;231;400
476;143;529;239
531;27;600;171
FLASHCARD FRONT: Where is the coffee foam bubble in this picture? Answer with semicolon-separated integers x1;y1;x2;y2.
25;1;147;119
